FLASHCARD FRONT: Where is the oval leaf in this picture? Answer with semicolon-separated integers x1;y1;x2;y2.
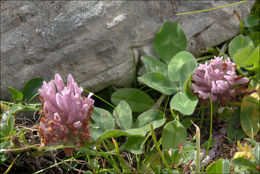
97;128;146;141
134;109;166;132
90;127;103;142
22;78;44;102
168;51;197;88
111;88;154;112
162;120;187;150
229;35;254;58
91;107;115;132
240;84;260;137
138;72;178;95
113;101;132;130
7;116;15;133
231;157;257;170
125;136;146;154
170;92;198;115
233;45;259;68
154;22;187;64
254;145;260;165
227;108;245;141
206;158;230;174
248;32;260;46
141;56;167;76
4;84;23;102
243;15;259;28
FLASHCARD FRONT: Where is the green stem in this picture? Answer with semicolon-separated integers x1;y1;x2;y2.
83;89;115;108
164;96;170;115
0;101;41;111
33;155;84;174
112;138;132;173
201;96;213;173
150;124;171;172
176;0;248;15
196;56;212;62
101;140;120;169
199;105;205;128
96;145;121;173
136;154;140;172
87;155;96;173
131;47;137;88
192;121;200;174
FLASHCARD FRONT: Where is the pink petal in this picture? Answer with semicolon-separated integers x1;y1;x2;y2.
54;74;65;92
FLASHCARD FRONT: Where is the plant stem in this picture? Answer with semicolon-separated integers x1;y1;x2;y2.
191;121;200;174
196;56;212;62
176;0;248;15
4;154;19;174
112;138;132;173
87;155;96;173
136;154;140;172
199;105;205;128
131;47;137;88
95;145;121;173
201;96;214;173
0;101;41;111
101;140;120;171
150;123;171;172
151;94;166;110
83;89;115;108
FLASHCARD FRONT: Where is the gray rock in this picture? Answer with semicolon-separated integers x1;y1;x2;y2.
0;1;254;99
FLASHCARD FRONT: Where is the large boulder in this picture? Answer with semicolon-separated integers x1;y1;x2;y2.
0;1;254;99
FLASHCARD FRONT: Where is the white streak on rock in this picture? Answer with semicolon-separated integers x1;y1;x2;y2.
107;13;127;29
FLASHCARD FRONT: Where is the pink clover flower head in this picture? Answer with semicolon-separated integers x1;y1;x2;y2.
38;74;94;148
191;56;249;104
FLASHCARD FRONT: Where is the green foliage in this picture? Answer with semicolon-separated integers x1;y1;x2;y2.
229;34;259;73
139;50;198;115
91;107;115;141
133;110;165;132
90;102;166;154
168;51;197;88
232;157;258;173
0;112;16;164
125;136;146;154
170;92;198;115
206;158;230;174
229;35;254;58
164;142;196;167
227;108;245;141
113;101;133;130
4;83;23;102
21;78;44;103
242;15;259;28
248;32;260;46
97;129;146;141
138;72;178;95
153;22;187;64
162;120;187;150
254;145;260;165
111;88;154;112
141;56;167;76
240;81;260;137
139;21;199;116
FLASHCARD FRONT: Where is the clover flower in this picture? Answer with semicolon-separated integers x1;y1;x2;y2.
38;74;94;150
191;57;249;104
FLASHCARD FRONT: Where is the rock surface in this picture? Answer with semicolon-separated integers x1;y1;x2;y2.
0;1;254;99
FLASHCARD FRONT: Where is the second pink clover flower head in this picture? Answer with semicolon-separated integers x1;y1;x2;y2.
191;56;249;103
